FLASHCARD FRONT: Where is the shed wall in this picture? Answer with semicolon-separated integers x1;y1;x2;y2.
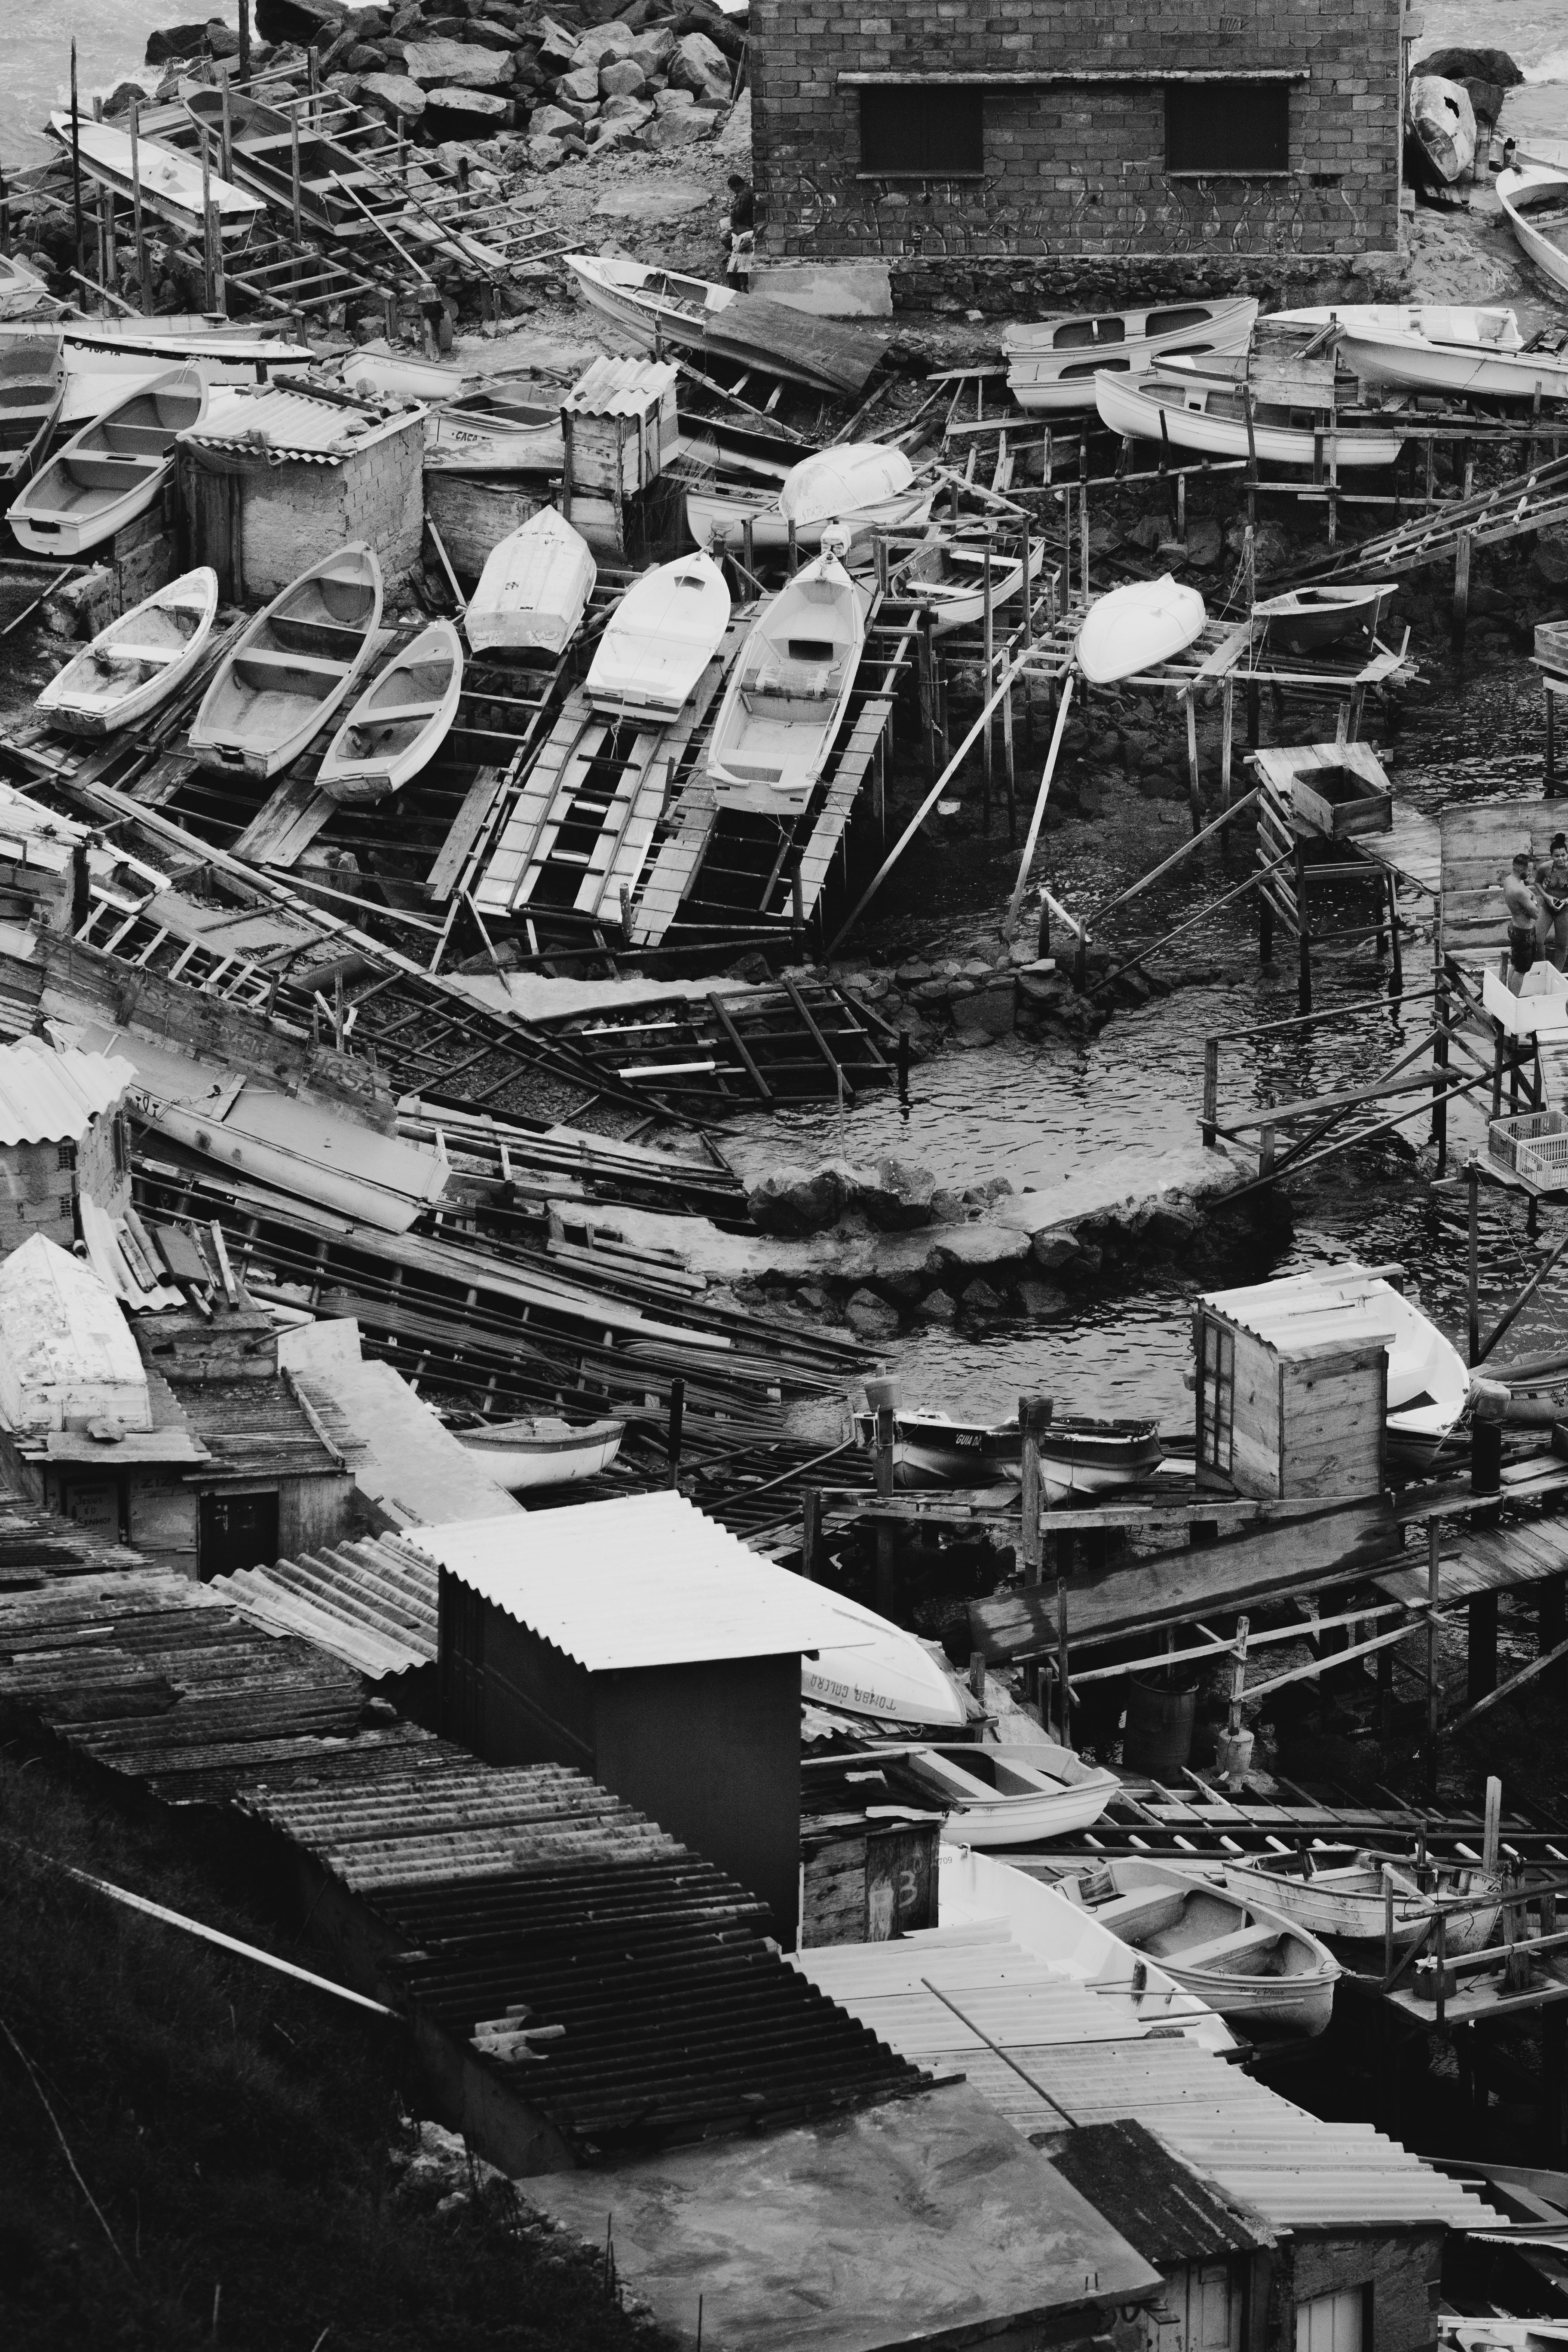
1280;2231;1441;2352
1280;1350;1386;1498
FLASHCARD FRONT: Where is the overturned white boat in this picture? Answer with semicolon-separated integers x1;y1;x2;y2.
46;108;266;236
36;567;218;738
585;549;732;723
466;507;597;658
802;1587;967;1729
689;439;934;556
1004;296;1258;412
1075;575;1206;685
1407;73;1476;185
706;544;868;815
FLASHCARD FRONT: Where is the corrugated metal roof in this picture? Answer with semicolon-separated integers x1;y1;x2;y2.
180;383;411;466
211;1533;437;1680
1049;2119;1272;2260
1198;1267;1399;1359
563;354;680;416
0;1035;134;1145
408;1491;873;1670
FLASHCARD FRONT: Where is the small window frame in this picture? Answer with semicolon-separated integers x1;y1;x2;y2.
1165;81;1292;178
858;87;986;181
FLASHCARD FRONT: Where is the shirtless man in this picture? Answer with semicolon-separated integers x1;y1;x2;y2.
1539;833;1568;970
1504;850;1544;975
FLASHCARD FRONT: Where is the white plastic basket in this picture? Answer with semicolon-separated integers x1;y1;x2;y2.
1490;1109;1568;1181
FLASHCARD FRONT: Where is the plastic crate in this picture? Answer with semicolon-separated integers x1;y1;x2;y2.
1490;1109;1568;1179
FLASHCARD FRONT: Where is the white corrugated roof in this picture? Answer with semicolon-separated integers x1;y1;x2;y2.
408;1491;872;1670
180;383;412;466
0;1035;135;1145
564;355;679;417
1199;1268;1399;1358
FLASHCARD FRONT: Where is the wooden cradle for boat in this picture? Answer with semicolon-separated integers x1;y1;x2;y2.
706;547;867;815
1070;1856;1340;2038
851;1403;1163;1498
188;543;383;781
46;108;265;237
1096;365;1405;471
1003;296;1258;412
317;619;463;807
870;1740;1119;1845
1076;575;1207;685
585;549;731;723
467;508;597;658
36;567;218;738
9;364;205;557
1499;163;1568;302
1216;1848;1502;1957
890;535;1048;636
1251;582;1398;658
454;1414;624;1492
0;334;65;500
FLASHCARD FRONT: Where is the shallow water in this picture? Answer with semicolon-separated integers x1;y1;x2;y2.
2;0;209;166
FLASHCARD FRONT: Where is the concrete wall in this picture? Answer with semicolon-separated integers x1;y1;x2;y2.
187;415;426;602
751;0;1404;308
1278;2230;1442;2352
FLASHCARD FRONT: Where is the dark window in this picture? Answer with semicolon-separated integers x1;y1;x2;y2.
859;88;984;177
198;1488;280;1580
1166;82;1289;174
56;1140;76;1172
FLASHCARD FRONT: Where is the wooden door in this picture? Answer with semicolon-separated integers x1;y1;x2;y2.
1295;2288;1366;2352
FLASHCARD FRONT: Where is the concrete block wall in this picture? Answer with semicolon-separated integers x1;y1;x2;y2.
0;1138;76;1255
239;416;425;600
751;0;1404;307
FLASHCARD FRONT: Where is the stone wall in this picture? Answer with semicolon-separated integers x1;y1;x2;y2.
236;415;425;600
751;0;1405;306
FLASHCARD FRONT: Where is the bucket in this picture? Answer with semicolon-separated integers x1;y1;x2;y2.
864;1376;901;1412
1123;1678;1197;1776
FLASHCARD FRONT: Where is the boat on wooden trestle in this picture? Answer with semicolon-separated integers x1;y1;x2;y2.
686;475;936;555
35;567;218;738
9;364;206;557
1076;575;1207;684
889;533;1049;636
1003;296;1258;412
566;251;735;360
453;1414;625;1491
1095;365;1406;470
706;542;869;815
1213;1849;1503;1957
0;334;65;507
1251;582;1399;658
585;549;732;723
851;1400;1164;1500
188;542;383;781
316;619;464;807
46;108;266;239
1061;1855;1340;2038
465;506;597;658
854;1740;1120;1844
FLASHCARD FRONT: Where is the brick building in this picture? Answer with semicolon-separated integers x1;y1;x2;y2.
751;0;1412;311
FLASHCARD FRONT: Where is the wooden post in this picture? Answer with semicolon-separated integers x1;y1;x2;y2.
239;0;251;82
1242;383;1258;531
69;40;84;278
1002;648;1017;845
1452;528;1473;649
1219;677;1234;841
1185;692;1201;836
0;164;8;260
1202;1036;1219;1147
199;135;215;313
917;608;937;789
210;197;226;318
787;518;798;576
1426;1518;1442;1800
1020;1394;1050;1716
290;108;303;242
800;1486;820;1581
666;1375;685;1486
1387;872;1403;989
1467;1157;1480;1366
981;535;994;833
129;98;151;317
1246;678;1260;751
1078;437;1090;595
1020;527;1035;752
1056;1577;1072;1748
1541;1573;1568;1706
1294;842;1311;1016
1482;1775;1502;1876
1549;684;1559;799
1432;973;1449;1174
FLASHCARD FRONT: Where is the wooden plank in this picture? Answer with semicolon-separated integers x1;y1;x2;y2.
575;729;662;919
473;701;590;916
631;780;718;947
426;766;508;905
233;770;334;869
796;698;895;919
704;296;891;398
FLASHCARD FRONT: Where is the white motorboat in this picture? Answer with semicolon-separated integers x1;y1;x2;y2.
1408;73;1476;184
1499;162;1568;302
686;477;936;555
868;1740;1119;1844
188;542;383;781
46;109;265;236
466;507;597;658
9;364;206;557
1275;300;1525;344
35;567;218;738
565;251;735;358
706;544;868;815
1065;1855;1340;2039
890;533;1048;636
1003;296;1258;412
1214;1849;1502;1957
454;1414;624;1491
801;1586;967;1729
1338;314;1568;402
1075;574;1206;684
585;549;732;723
316;619;463;807
0;253;49;320
1096;365;1405;470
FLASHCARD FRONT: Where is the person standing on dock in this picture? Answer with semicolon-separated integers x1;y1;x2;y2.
1505;850;1544;977
1539;833;1568;971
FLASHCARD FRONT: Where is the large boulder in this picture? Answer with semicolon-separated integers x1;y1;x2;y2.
600;58;646;98
358;69;426;119
649;106;719;146
556;63;603;105
528;103;578;139
845;1288;900;1341
668;29;732;105
422;84;511;135
402;35;513;86
144;22;210;63
256;0;346;40
572;25;634;66
1414;46;1523;88
854;1157;937;1231
746;1163;847;1236
629;27;676;77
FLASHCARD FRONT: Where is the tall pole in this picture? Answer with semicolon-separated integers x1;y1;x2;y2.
129;97;150;317
238;0;251;86
69;40;84;279
199;133;215;314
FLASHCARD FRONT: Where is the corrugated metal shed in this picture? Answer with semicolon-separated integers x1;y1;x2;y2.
795;1919;1492;2233
0;1034;134;1145
1048;2119;1272;2261
181;383;413;468
1197;1268;1398;1360
563;355;679;416
409;1491;873;1669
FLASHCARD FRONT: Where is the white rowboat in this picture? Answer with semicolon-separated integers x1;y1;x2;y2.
802;1586;967;1729
1004;296;1258;412
46;110;265;236
1499;162;1568;303
890;535;1048;636
1076;575;1206;685
686;478;936;555
0;315;311;378
466;508;596;658
779;442;915;527
455;1415;624;1491
878;1740;1119;1845
189;542;383;781
1214;1850;1502;1956
9;365;205;557
317;619;463;807
565;251;734;360
1338;317;1568;403
35;568;218;738
707;546;868;815
1408;74;1476;184
1069;1855;1340;2038
1096;367;1405;470
0;254;49;320
1252;582;1399;658
586;549;731;723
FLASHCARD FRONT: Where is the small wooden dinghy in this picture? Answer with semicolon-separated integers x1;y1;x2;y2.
872;1740;1119;1845
853;1402;1163;1498
0;253;49;320
1003;296;1258;412
1096;367;1405;470
1407;73;1476;185
801;1586;967;1729
585;549;732;722
36;567;218;738
1216;1848;1502;1957
1498;163;1568;301
1252;582;1398;658
466;507;597;658
317;619;463;807
189;542;383;781
1069;1856;1340;2038
9;364;206;557
454;1413;623;1492
46;109;265;236
0;334;65;502
706;544;867;815
890;534;1047;636
186;87;395;240
1076;574;1206;685
1337;312;1568;402
565;250;735;360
